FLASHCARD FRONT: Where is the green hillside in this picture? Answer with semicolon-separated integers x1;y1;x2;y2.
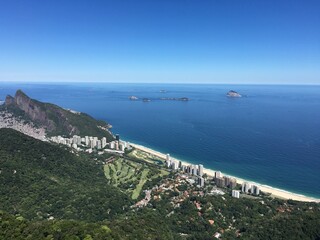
0;211;119;240
0;128;129;221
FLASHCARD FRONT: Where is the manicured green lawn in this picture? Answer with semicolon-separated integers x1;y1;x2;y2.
131;169;150;199
104;165;111;179
103;155;168;199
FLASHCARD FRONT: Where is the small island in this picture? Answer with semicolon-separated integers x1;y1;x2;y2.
129;96;138;100
227;90;242;98
160;97;189;101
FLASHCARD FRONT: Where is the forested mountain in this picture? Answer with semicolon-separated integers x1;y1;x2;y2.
0;128;128;221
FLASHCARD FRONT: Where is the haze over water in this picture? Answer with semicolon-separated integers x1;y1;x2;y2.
1;83;320;198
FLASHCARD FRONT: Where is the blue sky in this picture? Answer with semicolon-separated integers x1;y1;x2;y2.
0;0;319;84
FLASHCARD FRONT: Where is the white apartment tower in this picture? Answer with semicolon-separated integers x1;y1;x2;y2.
166;154;171;168
198;164;204;177
102;137;107;148
97;140;102;149
241;182;252;193
251;185;260;195
85;136;89;146
198;177;205;187
215;171;222;179
232;190;240;198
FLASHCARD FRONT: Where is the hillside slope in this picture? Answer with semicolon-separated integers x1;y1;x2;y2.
0;211;120;240
0;128;130;221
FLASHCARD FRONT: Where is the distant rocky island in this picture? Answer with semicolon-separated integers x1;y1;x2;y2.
142;98;151;102
129;96;138;100
160;97;189;101
227;90;242;98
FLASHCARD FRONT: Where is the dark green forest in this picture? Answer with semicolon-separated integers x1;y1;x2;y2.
0;128;129;221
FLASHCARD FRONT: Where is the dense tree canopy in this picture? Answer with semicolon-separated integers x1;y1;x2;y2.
0;128;130;221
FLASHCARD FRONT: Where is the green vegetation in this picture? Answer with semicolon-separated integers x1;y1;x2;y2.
132;174;320;240
1;128;320;239
131;169;149;199
0;211;119;240
49;108;113;139
0;128;130;221
103;154;169;199
128;149;165;165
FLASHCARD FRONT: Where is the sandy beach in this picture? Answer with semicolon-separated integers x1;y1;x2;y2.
130;142;320;203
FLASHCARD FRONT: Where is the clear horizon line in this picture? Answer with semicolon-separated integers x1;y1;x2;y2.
1;80;320;86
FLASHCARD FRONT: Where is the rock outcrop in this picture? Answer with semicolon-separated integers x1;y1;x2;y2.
227;90;242;98
5;95;15;105
8;90;56;131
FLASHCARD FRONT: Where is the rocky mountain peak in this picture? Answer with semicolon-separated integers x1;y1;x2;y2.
15;89;29;99
5;90;29;106
14;90;33;108
5;95;15;106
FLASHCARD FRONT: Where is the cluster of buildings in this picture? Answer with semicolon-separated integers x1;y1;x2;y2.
214;171;237;189
132;190;152;208
241;182;260;195
231;182;260;199
150;173;206;209
50;134;129;154
0;110;47;141
164;153;261;199
214;171;260;198
165;154;205;187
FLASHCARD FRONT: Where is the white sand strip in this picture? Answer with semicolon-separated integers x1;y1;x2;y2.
130;142;320;203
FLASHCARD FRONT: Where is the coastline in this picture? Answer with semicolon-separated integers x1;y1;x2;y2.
130;142;320;203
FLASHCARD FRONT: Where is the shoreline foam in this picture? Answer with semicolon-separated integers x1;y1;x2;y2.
130;142;320;203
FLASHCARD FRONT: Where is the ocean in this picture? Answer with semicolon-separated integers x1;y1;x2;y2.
1;83;320;198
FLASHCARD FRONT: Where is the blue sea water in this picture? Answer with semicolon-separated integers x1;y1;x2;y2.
1;83;320;198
